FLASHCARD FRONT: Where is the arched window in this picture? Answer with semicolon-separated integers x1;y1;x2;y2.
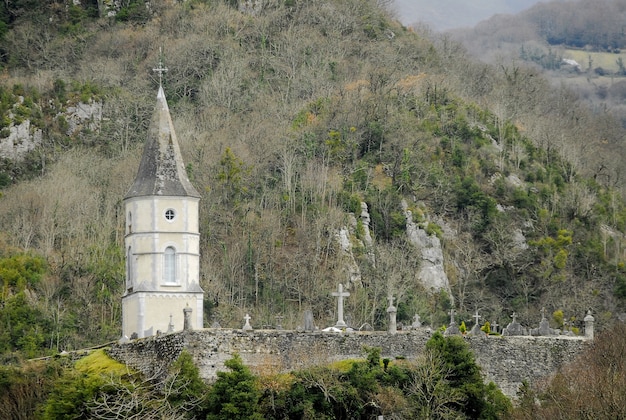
126;246;132;290
164;246;176;284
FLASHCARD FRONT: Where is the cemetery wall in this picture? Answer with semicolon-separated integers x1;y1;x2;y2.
107;329;589;397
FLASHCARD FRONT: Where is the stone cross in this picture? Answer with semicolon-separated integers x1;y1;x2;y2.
467;310;483;336
541;307;546;321
473;310;481;326
444;308;460;336
152;47;168;87
332;283;350;328
584;310;594;340
183;304;192;331
491;320;499;334
511;312;517;324
243;313;253;331
449;308;456;324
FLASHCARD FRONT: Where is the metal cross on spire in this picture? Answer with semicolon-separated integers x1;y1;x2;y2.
152;47;168;87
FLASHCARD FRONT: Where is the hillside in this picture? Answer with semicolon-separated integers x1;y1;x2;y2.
449;0;626;126
0;0;626;360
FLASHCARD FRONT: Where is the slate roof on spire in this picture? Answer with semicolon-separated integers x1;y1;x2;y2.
125;86;200;199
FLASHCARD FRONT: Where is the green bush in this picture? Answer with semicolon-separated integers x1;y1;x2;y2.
206;353;263;420
426;331;512;418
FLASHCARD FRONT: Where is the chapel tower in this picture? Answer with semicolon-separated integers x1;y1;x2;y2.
122;68;203;339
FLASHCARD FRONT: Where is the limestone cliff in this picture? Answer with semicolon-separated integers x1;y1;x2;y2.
0;98;102;162
402;200;451;293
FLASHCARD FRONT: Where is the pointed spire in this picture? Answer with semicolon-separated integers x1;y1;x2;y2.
125;56;199;199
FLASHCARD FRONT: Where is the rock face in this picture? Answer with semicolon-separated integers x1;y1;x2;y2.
0;119;42;160
64;101;102;135
1;98;102;161
336;202;375;288
402;200;450;292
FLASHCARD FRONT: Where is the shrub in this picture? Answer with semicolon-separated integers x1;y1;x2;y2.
206;354;263;420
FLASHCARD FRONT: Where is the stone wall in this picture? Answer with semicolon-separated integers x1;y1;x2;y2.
107;329;589;397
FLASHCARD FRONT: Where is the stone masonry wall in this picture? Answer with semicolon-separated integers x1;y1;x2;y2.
107;329;589;397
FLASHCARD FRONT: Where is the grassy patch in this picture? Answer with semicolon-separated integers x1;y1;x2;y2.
75;349;129;376
564;49;626;72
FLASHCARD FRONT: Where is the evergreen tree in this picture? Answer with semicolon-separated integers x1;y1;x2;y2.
426;331;511;419
206;354;263;420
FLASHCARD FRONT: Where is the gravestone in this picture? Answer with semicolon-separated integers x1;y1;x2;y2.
332;283;350;328
243;313;253;331
444;308;460;336
411;314;422;329
183;304;193;331
167;314;175;333
584;310;594;339
387;296;397;334
303;309;315;332
502;312;526;336
491;320;499;334
469;310;483;336
532;307;556;336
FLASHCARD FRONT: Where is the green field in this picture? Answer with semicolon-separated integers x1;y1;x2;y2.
564;49;626;72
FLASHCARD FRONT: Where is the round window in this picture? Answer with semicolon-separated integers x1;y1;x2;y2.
165;209;176;221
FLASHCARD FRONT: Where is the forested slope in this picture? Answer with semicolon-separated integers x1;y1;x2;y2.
0;0;625;358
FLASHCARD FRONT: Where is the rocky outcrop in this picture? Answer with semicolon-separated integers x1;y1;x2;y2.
64;100;103;136
0;119;42;161
1;97;102;161
402;200;450;292
336;202;375;288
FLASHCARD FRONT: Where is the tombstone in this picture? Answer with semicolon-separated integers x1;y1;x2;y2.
533;307;556;336
167;314;175;333
444;308;460;336
411;314;422;329
387;295;397;334
491;320;499;334
359;323;374;331
183;304;193;331
584;310;595;339
332;283;350;328
502;312;526;336
243;313;253;331
468;310;483;336
303;309;315;332
211;320;222;329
